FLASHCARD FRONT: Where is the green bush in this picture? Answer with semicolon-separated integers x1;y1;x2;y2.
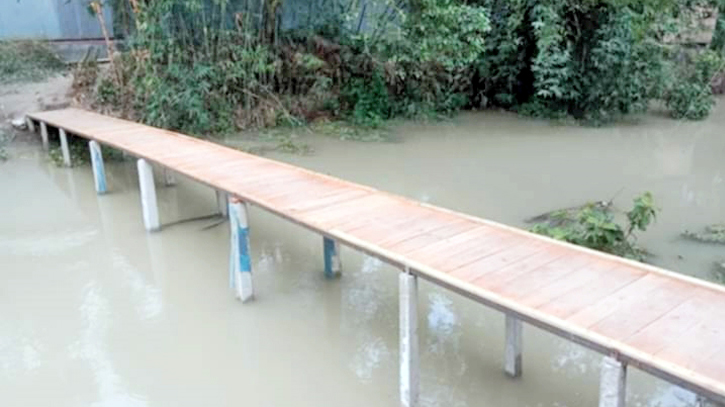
531;192;658;261
341;71;391;128
89;0;725;134
666;50;723;120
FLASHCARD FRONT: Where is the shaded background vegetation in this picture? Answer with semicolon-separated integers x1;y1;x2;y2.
70;0;725;135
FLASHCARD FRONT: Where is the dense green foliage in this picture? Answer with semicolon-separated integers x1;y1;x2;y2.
80;0;725;134
477;0;724;123
531;192;658;261
0;41;65;84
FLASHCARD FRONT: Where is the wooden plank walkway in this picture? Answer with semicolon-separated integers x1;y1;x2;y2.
28;108;725;405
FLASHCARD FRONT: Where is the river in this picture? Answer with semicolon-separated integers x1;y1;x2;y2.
1;103;723;406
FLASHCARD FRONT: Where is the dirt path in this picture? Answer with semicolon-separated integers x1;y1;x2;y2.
0;74;73;125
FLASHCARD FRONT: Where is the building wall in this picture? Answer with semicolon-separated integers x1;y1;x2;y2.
0;0;113;40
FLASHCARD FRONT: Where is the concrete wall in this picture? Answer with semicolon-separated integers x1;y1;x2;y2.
0;0;113;40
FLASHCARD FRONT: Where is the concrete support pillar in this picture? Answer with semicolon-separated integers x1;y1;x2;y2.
504;314;523;378
399;271;419;407
163;168;176;186
216;190;229;217
137;159;160;232
39;122;49;151
25;117;35;133
229;197;253;302
59;128;71;166
323;237;341;278
599;356;627;407
89;141;107;194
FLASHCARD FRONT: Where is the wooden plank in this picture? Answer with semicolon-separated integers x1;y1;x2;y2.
386;218;479;254
625;289;724;357
421;231;527;272
493;253;593;300
520;259;619;308
567;273;679;328
448;239;549;282
536;264;646;319
589;277;699;341
472;249;568;291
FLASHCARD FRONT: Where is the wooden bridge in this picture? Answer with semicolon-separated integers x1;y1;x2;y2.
26;108;725;407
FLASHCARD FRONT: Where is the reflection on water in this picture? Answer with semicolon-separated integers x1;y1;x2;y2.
71;282;147;407
111;251;163;321
3;103;724;406
0;228;97;257
426;292;460;354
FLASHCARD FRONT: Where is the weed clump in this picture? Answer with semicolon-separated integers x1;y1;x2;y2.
0;41;65;84
530;192;658;261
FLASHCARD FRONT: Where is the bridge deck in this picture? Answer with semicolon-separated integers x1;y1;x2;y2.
28;108;725;402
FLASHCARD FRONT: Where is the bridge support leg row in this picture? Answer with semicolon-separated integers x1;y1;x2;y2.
137;158;160;232
504;315;523;378
323;237;341;278
229;197;253;302
216;190;229;217
89;141;107;194
39;122;49;151
400;271;419;407
599;356;626;407
25;117;35;133
59;128;71;167
163;168;176;186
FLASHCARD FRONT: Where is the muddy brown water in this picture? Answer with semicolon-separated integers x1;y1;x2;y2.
1;104;724;407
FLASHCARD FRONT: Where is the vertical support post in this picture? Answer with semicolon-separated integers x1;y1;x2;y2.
163;168;176;186
504;314;523;378
89;141;107;194
137;158;160;232
229;197;253;302
400;270;419;407
25;117;35;133
216;190;229;217
59;128;71;167
599;356;627;407
323;237;341;278
39;122;49;151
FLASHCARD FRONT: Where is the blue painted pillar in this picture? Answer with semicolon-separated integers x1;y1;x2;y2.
88;140;107;194
323;237;341;278
229;197;253;302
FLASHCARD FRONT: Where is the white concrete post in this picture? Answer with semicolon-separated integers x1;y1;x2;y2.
504;314;523;378
216;190;229;217
599;356;627;407
400;270;419;407
229;197;253;302
25;117;36;133
89;141;107;194
163;168;176;186
137;159;160;232
323;237;342;278
59;128;71;166
39;122;49;151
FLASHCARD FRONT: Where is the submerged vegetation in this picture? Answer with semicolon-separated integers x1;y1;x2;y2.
0;40;65;84
529;192;658;261
70;0;725;136
682;223;725;244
